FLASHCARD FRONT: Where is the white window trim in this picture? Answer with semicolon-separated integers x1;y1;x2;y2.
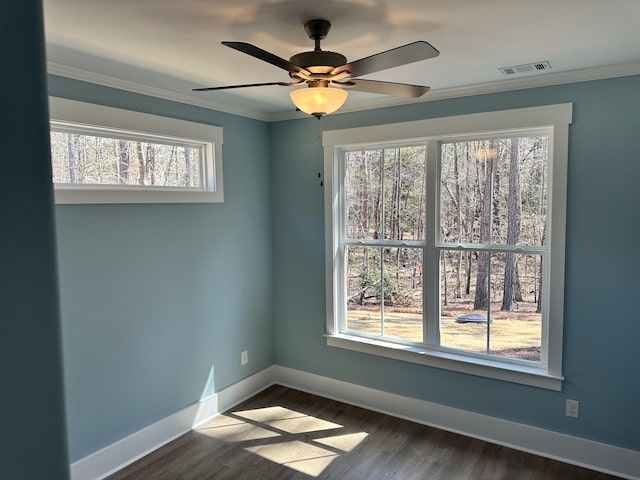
49;97;223;204
323;103;572;391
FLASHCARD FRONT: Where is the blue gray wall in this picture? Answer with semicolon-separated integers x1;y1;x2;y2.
49;73;640;465
0;1;70;478
49;77;275;462
270;75;640;451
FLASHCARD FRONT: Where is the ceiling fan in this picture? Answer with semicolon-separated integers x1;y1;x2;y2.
193;19;439;119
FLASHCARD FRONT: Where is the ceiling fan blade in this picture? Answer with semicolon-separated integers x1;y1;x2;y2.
222;41;310;76
193;82;290;91
334;41;439;78
340;79;430;98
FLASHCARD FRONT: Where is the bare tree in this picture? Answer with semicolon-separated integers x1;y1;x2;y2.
136;142;146;185
513;261;524;302
117;140;129;183
185;147;194;186
502;138;521;311
474;140;498;310
453;145;463;298
67;134;79;183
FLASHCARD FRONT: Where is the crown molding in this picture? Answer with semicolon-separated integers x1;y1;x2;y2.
48;59;640;123
47;61;272;122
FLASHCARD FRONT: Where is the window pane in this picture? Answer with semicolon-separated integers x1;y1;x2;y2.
440;141;492;244
381;247;423;342
346;246;423;342
345;150;383;240
50;131;201;188
440;250;542;361
440;136;548;247
489;253;542;361
440;249;489;353
383;146;426;241
346;246;382;335
519;137;548;247
492;136;548;246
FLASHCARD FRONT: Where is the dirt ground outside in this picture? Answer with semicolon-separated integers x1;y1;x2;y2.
347;299;541;361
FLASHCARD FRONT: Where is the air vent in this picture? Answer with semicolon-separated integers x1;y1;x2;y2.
499;61;551;76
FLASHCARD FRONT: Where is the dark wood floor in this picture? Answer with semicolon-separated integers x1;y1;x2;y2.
108;385;621;480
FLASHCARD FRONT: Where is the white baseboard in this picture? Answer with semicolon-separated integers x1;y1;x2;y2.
70;366;277;480
71;364;639;480
273;365;640;480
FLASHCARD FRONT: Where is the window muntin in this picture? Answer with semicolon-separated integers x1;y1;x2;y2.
48;97;223;204
324;104;571;389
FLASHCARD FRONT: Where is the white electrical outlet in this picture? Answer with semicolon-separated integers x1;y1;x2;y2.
565;399;579;418
241;350;248;365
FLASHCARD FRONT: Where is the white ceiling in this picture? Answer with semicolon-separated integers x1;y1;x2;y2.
43;0;640;121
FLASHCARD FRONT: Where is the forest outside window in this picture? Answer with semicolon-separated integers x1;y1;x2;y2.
323;104;572;390
49;97;223;204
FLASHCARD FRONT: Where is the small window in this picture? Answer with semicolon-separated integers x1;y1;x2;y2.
49;97;223;204
324;104;572;390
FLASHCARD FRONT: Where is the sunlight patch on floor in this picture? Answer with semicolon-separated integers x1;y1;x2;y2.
197;415;281;442
234;406;308;423
235;406;343;434
196;405;370;477
246;440;339;477
315;432;369;452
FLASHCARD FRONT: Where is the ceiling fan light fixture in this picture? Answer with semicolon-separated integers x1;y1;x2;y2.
473;147;498;161
290;86;348;119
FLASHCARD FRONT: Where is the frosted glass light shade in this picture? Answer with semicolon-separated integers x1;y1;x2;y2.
472;147;498;161
290;87;348;118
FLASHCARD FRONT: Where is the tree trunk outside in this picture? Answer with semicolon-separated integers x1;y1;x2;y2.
136;142;146;185
185;147;194;186
373;151;382;239
165;146;176;182
67;133;79;183
465;251;472;295
146;145;155;185
474;251;489;310
473;141;497;310
117;140;129;183
502;138;521;311
454;145;462;298
513;260;524;302
390;148;401;240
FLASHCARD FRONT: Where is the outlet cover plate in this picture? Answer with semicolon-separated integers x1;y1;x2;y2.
565;399;579;418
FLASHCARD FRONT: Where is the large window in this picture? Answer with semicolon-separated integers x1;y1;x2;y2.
323;104;572;390
49;97;223;204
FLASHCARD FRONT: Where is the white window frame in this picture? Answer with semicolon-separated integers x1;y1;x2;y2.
49;97;223;204
323;104;572;390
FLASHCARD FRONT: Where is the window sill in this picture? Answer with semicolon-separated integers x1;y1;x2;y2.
54;187;223;204
325;334;563;391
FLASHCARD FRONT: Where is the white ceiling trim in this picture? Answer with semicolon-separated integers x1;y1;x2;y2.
48;60;640;123
47;61;271;122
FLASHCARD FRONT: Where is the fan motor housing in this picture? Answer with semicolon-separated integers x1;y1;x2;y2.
289;50;347;70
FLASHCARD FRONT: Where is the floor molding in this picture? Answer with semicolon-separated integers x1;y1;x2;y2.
70;366;276;480
274;365;639;480
70;365;639;480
